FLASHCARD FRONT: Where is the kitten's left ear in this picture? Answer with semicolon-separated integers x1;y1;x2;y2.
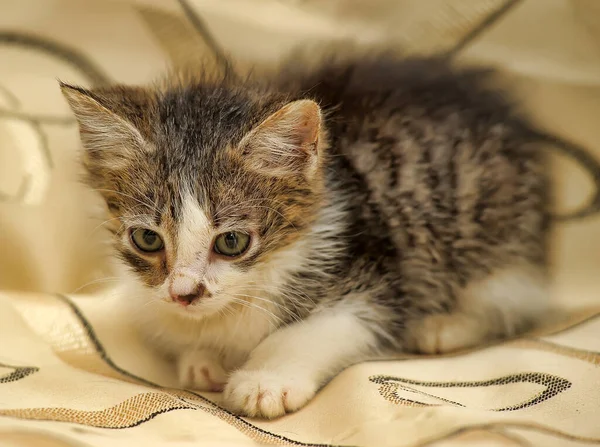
238;99;324;179
60;82;152;169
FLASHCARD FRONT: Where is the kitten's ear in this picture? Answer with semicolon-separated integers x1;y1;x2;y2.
238;100;323;179
60;82;151;169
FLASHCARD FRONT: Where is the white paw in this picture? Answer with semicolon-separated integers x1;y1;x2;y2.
177;350;228;392
409;313;487;354
223;369;317;419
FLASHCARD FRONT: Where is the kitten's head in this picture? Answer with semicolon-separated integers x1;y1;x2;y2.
61;78;327;320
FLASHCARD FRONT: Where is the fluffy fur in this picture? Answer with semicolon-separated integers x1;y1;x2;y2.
61;54;550;418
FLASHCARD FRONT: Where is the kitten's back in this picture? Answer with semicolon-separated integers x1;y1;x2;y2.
273;55;550;351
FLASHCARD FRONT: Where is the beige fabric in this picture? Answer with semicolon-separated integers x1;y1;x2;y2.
1;0;600;445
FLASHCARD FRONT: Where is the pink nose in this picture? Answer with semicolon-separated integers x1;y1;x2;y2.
169;283;205;306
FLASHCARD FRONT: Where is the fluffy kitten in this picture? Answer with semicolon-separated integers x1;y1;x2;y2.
61;55;550;419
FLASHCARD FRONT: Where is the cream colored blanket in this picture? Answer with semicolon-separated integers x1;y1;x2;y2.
1;1;600;445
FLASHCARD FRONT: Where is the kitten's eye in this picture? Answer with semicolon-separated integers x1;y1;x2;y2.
214;232;250;257
130;228;164;253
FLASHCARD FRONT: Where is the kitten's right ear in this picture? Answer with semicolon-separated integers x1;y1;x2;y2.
60;82;149;168
237;99;324;180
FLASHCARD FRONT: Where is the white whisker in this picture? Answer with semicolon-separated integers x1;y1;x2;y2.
70;276;121;294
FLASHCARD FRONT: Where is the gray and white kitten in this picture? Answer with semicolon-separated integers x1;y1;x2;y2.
61;55;550;419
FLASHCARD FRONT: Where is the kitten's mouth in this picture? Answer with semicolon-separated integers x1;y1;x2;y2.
163;296;228;319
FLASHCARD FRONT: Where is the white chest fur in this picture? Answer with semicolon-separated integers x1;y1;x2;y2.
132;296;277;370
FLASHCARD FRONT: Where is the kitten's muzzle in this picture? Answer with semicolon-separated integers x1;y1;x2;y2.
169;281;208;306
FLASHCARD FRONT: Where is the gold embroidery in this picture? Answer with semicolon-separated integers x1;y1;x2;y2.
0;362;38;384
0;392;194;429
370;372;571;411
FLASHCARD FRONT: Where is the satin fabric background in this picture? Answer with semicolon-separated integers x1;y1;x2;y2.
1;1;599;446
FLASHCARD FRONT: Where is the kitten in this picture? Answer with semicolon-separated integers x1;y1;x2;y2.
61;55;550;419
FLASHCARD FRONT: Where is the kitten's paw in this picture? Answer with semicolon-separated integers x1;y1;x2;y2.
178;349;228;392
408;313;487;354
223;369;317;419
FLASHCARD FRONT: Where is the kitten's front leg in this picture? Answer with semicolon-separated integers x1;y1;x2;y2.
223;306;379;418
178;349;228;392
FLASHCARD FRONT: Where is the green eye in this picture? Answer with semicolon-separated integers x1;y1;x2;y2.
130;228;164;253
214;232;251;257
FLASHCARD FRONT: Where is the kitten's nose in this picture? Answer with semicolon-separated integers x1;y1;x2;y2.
169;283;205;307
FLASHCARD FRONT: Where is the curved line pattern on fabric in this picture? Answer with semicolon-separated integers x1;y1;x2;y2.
370;372;572;411
415;422;600;446
537;131;600;221
0;363;39;384
0;31;110;86
0;31;111;203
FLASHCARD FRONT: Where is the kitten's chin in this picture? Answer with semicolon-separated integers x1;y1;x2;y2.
162;298;232;321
